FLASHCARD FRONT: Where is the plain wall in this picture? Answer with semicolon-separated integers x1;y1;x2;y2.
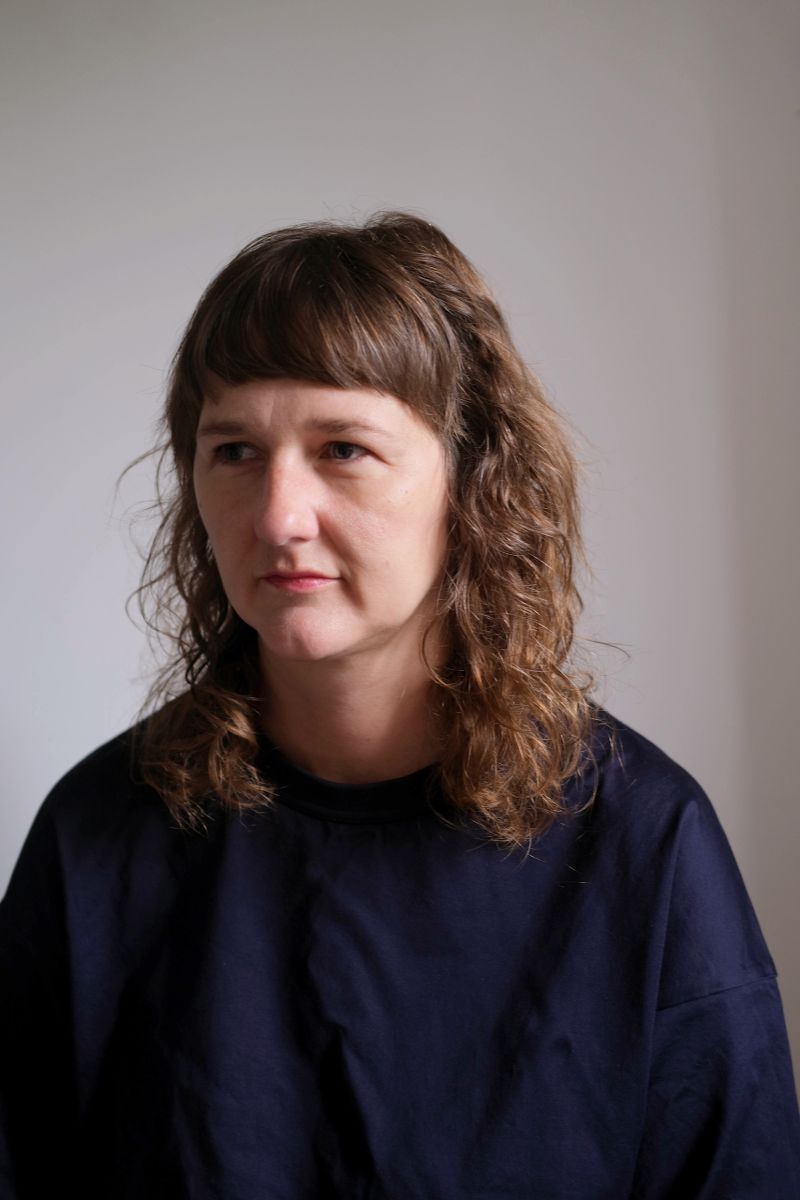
1;0;798;1074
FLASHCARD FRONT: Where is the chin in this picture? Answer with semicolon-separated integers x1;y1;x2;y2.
256;619;360;665
261;642;348;665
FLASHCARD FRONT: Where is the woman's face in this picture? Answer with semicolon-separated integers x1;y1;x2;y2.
193;378;451;669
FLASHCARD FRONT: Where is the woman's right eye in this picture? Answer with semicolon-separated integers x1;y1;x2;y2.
213;442;257;464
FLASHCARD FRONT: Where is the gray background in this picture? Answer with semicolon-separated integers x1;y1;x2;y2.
2;0;798;1074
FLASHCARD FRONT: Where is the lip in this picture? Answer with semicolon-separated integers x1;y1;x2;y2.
260;572;337;593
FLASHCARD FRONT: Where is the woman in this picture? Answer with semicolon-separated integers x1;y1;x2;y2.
2;212;799;1198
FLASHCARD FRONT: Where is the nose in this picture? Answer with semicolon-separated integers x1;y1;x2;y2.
252;457;320;546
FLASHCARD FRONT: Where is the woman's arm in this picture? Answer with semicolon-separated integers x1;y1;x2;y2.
631;974;800;1198
0;803;80;1197
628;783;800;1198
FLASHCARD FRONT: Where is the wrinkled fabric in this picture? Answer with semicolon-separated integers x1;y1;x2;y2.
1;708;799;1198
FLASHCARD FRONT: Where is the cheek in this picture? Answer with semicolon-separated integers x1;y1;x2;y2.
193;472;215;540
405;474;450;549
370;491;450;582
194;483;248;555
195;501;223;559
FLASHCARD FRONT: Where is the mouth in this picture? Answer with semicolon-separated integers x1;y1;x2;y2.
260;572;337;593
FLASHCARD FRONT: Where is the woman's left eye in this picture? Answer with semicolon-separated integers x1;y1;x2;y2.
325;442;366;462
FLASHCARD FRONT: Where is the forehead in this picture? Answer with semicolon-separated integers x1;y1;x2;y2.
199;378;439;442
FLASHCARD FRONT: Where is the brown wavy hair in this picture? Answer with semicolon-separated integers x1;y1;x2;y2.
133;210;606;851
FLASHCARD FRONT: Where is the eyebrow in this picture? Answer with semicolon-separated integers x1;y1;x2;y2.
306;417;396;439
196;420;249;438
196;416;397;440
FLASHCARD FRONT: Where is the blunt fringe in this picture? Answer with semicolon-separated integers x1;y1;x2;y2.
133;210;606;852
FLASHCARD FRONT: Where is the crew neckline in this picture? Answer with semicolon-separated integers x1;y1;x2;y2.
256;736;443;823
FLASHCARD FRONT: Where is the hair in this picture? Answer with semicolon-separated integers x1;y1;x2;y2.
133;210;607;852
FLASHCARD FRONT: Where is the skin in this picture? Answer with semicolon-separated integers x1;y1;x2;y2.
193;378;451;783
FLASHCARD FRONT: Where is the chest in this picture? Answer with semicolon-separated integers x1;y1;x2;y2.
72;822;659;1198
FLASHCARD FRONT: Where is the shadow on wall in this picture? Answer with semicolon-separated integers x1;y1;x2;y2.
708;9;800;1076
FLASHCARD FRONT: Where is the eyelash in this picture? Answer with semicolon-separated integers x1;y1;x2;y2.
324;441;366;462
211;441;367;464
213;443;256;464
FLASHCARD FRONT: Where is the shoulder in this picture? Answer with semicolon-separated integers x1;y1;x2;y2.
579;704;727;864
39;724;165;837
583;705;777;1006
7;724;180;903
2;723;203;959
584;703;744;895
584;704;709;822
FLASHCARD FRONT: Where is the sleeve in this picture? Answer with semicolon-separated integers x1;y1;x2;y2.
0;800;80;1197
630;789;800;1199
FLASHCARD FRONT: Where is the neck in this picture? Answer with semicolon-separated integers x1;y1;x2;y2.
259;642;445;785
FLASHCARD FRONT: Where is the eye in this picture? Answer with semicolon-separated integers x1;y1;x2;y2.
213;442;258;464
324;441;367;462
